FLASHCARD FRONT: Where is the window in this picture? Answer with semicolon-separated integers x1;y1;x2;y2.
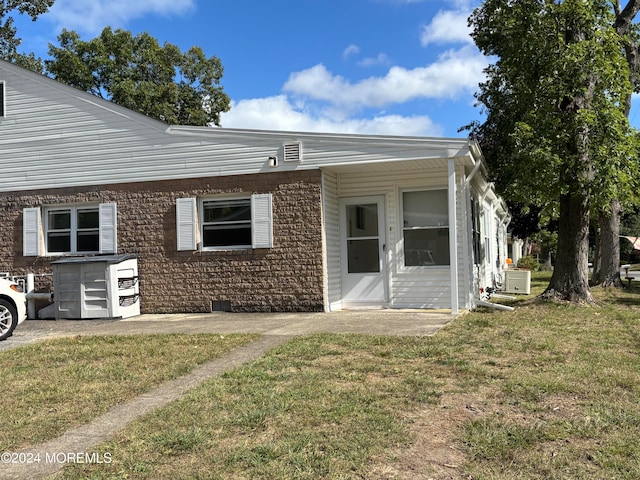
0;81;4;117
23;204;117;256
402;190;449;266
46;206;102;254
176;194;273;251
483;209;491;265
202;198;252;248
471;197;482;265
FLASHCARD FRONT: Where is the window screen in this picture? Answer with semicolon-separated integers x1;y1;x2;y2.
402;190;450;266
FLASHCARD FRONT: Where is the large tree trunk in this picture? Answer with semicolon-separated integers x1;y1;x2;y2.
591;199;623;287
542;192;594;303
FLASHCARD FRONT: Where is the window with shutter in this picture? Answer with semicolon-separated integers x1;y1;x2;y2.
178;193;273;251
24;204;118;256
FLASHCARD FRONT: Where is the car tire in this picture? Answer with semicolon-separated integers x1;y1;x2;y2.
0;299;18;341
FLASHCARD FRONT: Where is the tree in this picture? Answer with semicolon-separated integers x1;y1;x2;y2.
592;1;640;287
46;27;231;126
468;0;638;303
0;0;53;69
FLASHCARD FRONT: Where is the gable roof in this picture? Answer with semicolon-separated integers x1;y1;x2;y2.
0;59;481;193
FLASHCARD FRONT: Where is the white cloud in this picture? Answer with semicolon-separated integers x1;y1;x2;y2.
357;53;391;67
283;45;486;109
343;44;361;59
219;95;443;136
45;0;195;34
421;9;473;46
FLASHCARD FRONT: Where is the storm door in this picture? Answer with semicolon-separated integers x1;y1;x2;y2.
340;196;388;305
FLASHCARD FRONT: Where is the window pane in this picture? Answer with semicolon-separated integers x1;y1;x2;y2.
347;239;380;273
49;210;71;230
77;209;99;229
203;200;251;223
346;204;378;238
48;232;71;253
403;190;448;228
77;231;99;252
404;228;450;266
203;224;252;247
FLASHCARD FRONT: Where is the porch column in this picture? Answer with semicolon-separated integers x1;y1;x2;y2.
448;159;459;314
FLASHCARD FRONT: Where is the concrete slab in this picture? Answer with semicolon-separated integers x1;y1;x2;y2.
1;310;457;353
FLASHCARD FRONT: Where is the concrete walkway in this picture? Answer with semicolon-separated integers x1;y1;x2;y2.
0;310;456;479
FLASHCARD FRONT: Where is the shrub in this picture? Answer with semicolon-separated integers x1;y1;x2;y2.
517;256;539;271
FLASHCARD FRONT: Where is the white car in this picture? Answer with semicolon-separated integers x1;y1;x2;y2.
0;278;27;341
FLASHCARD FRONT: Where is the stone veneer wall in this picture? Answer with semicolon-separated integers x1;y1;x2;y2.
0;170;326;313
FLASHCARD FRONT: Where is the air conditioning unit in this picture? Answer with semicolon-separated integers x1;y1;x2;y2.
52;254;140;319
504;269;531;294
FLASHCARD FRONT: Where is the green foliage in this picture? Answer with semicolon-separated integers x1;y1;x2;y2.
469;0;640;210
45;27;231;126
516;255;540;271
468;0;640;300
0;0;53;66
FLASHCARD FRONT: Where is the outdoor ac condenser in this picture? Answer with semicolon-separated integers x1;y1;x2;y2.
504;269;531;295
52;254;140;319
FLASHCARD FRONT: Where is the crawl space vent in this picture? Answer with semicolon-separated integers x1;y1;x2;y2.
283;142;302;162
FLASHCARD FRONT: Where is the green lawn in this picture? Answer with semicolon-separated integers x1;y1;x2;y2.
6;273;640;479
1;333;258;451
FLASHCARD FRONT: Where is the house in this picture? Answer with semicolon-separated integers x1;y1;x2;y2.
0;59;509;316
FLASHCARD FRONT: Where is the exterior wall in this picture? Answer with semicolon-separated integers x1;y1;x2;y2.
0;170;325;314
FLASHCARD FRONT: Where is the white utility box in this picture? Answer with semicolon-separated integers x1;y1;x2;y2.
52;254;140;319
504;269;531;294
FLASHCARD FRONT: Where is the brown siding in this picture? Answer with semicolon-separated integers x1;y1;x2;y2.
0;170;325;313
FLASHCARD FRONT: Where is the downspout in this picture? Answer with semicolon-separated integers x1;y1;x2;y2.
465;139;484;186
464;157;483;187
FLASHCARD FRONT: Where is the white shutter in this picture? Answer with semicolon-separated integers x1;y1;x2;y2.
23;207;41;257
99;203;117;254
251;193;273;249
176;198;197;251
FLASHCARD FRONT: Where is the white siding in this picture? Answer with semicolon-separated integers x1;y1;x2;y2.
322;170;341;311
0;60;477;193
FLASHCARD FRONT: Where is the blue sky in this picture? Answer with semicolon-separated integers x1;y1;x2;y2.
13;0;638;138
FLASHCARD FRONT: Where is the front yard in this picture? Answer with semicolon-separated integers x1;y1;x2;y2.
3;273;640;479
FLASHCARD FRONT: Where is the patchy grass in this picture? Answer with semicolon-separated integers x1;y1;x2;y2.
7;272;640;479
1;334;257;451
58;275;640;479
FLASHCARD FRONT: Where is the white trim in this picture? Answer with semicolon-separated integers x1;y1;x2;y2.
448;159;459;314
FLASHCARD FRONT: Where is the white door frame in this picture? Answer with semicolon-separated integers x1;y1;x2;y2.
339;195;388;306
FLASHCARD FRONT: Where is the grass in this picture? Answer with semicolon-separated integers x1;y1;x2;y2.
7;273;640;478
0;333;258;451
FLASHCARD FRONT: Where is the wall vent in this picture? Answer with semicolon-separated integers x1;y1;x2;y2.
283;142;302;162
212;300;232;312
